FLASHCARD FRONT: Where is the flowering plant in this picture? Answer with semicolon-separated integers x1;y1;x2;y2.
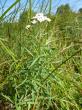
25;13;51;30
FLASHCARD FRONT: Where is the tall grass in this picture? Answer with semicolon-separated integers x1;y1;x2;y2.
0;0;82;110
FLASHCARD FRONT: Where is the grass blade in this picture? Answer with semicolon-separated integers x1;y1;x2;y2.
0;0;20;20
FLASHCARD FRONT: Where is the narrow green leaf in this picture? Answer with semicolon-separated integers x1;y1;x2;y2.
0;0;20;20
0;40;16;61
1;93;13;103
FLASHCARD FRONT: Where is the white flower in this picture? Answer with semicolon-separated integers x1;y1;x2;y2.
25;25;31;30
32;13;51;23
25;13;51;30
33;13;44;19
31;19;37;24
37;16;46;22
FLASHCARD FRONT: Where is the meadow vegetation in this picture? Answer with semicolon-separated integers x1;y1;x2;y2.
0;0;82;110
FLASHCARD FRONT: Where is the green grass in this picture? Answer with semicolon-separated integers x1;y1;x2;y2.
0;1;82;110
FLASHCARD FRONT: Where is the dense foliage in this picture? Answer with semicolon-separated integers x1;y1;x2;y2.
0;3;82;110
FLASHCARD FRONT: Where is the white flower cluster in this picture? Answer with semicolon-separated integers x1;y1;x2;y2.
25;13;51;30
32;13;51;23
